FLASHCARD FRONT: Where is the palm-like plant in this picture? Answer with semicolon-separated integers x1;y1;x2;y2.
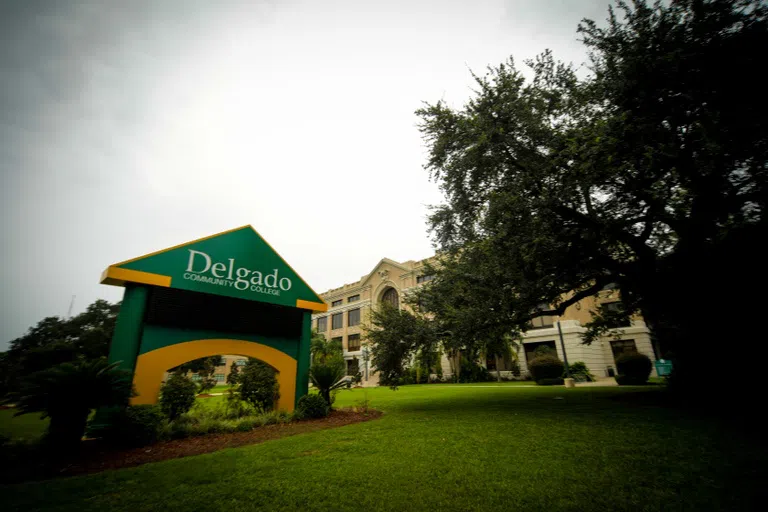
309;358;346;407
6;358;133;448
310;331;343;365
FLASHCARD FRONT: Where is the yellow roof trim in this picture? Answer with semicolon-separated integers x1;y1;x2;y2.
296;299;328;312
112;225;252;267
100;266;172;288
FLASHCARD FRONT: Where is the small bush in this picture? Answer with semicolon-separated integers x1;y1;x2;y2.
566;361;595;382
87;404;164;447
235;417;258;432
537;378;565;386
224;390;257;419
615;352;652;385
160;374;197;420
297;393;329;419
459;359;491;383
528;355;565;382
238;360;280;412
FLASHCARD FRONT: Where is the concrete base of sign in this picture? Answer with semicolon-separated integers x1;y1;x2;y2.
564;378;576;388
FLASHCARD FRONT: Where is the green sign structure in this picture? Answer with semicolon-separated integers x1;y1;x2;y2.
101;225;327;412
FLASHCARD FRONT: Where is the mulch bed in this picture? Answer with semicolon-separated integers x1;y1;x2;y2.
6;409;382;482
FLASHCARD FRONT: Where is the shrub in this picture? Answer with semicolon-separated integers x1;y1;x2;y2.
458;359;491;383
224;388;257;418
533;345;556;358
615;352;652;385
509;357;522;377
235;417;259;431
566;361;595;382
537;378;565;386
87;404;164;447
226;363;241;385
528;355;565;382
297;393;329;419
238;360;280;412
160;374;197;420
5;359;133;449
309;359;346;407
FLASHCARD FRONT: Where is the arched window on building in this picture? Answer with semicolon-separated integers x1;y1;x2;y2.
382;287;399;309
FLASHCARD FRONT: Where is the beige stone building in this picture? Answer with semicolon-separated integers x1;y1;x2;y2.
312;256;657;386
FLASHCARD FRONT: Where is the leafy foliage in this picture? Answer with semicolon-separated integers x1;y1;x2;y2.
458;358;493;383
5;358;132;448
415;0;768;398
528;355;565;383
2;300;120;395
238;359;280;412
615;352;652;385
310;331;343;365
297;393;329;419
87;404;164;447
309;360;346;407
567;361;595;382
364;301;439;388
169;356;223;394
226;362;240;385
159;374;197;420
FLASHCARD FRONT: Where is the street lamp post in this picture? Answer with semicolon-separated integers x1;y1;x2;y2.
557;321;571;379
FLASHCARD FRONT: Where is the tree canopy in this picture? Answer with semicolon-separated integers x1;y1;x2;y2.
415;0;768;395
1;299;121;395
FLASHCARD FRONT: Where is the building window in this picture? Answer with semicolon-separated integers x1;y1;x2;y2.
331;299;343;307
524;341;557;363
348;294;360;303
610;339;637;360
347;358;360;376
218;357;227;366
348;308;361;327
528;304;554;329
316;316;327;332
382;287;399;308
191;374;202;381
348;334;361;351
215;373;225;382
331;313;343;330
235;359;247;366
603;301;631;327
417;274;435;284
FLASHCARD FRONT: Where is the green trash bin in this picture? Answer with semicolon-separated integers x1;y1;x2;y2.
655;359;673;377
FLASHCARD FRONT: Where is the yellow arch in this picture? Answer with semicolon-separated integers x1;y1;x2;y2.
131;339;297;412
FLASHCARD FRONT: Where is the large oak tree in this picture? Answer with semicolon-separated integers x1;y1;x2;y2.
415;0;768;397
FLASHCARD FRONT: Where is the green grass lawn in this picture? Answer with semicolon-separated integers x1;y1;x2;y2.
201;384;233;394
4;384;765;511
0;408;49;441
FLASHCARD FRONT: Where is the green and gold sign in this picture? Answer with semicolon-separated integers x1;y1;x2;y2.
101;225;326;312
100;226;324;412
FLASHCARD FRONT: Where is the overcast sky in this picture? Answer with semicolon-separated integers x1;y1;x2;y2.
0;0;609;348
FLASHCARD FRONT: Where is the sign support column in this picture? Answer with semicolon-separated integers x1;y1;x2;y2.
295;311;312;407
108;285;149;374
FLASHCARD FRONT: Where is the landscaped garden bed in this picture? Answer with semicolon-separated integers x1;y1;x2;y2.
1;407;381;483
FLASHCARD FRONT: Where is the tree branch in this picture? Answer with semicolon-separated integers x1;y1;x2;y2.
525;278;610;320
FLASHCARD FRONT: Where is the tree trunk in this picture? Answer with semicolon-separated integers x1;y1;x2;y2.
495;355;501;382
46;408;89;452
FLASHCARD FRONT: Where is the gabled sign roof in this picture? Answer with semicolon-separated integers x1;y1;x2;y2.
101;225;327;312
